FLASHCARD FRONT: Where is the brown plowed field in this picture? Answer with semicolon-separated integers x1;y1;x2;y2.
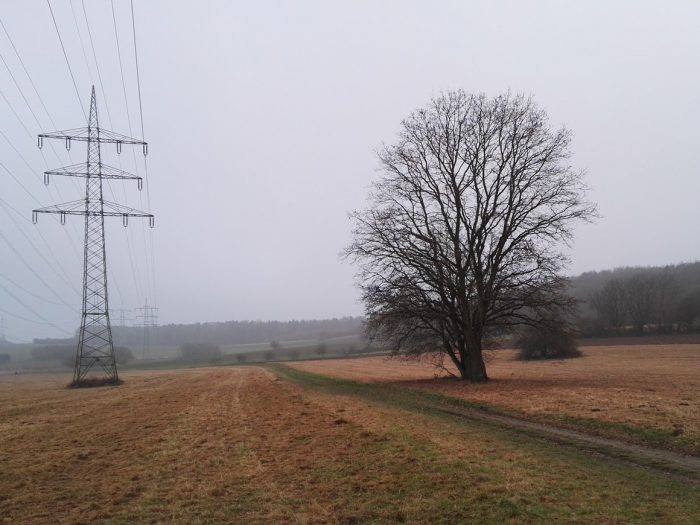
290;345;700;450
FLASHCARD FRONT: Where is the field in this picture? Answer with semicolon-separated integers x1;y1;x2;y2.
291;345;700;454
0;335;369;374
2;353;700;523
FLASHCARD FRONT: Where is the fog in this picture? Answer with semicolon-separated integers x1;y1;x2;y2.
0;1;698;341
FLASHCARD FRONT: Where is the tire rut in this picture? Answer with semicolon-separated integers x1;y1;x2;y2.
419;397;700;481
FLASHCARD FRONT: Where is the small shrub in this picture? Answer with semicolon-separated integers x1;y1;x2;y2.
0;353;10;365
316;342;327;357
263;351;276;361
114;347;134;365
235;353;248;363
516;323;581;360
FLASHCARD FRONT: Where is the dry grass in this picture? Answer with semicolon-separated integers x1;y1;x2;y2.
289;345;700;450
2;365;700;523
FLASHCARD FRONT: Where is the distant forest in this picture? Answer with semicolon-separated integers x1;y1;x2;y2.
570;261;700;337
33;316;365;347
25;261;700;349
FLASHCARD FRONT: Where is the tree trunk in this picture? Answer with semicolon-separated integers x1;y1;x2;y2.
467;345;488;383
457;333;488;382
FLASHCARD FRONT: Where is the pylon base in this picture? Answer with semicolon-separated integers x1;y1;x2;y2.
68;377;123;388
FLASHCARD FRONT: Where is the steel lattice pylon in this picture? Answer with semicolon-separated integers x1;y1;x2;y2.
33;86;154;386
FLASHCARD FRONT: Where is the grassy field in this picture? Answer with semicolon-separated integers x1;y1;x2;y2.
290;345;700;454
1;364;700;523
0;335;369;373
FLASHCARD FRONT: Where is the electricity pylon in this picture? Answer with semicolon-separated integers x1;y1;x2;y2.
111;307;132;347
33;86;153;386
135;299;158;358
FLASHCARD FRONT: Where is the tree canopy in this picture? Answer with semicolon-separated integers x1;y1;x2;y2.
347;91;595;381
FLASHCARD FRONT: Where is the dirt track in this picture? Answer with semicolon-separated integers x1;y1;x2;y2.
388;385;700;480
290;345;700;452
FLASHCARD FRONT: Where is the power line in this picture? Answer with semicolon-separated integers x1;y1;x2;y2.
68;0;94;94
0;281;73;336
0;163;79;293
0;54;44;133
0;156;45;206
0;128;83;260
0;88;37;144
80;1;145;307
19;4;135;308
129;0;157;308
0;271;73;308
0;42;128;304
0;80;76;193
110;0;134;142
46;0;87;121
0;305;65;327
0;16;60;130
111;0;155;307
79;0;113;128
0;14;84;196
130;0;145;142
0;195;79;295
0;78;84;246
0;230;75;309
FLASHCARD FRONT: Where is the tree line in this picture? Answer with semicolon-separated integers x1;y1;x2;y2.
35;316;365;347
571;261;700;336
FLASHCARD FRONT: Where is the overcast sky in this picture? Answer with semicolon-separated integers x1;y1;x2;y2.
0;1;699;340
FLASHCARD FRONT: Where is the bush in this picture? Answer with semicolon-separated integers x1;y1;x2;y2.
263;351;276;360
316;342;327;357
516;323;581;360
114;347;134;365
178;343;222;363
0;353;10;365
235;353;248;363
31;345;74;367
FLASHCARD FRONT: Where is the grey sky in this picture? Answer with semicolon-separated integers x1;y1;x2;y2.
0;1;699;340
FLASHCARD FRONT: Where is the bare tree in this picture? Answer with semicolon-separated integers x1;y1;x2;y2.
346;91;595;382
675;288;700;332
591;278;626;335
623;274;659;334
623;271;678;334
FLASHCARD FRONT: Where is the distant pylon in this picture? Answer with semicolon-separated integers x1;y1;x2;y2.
135;298;158;358
111;307;132;347
33;86;154;386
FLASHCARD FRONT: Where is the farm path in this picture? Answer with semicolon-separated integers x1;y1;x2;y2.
397;387;700;479
289;347;700;445
278;365;700;482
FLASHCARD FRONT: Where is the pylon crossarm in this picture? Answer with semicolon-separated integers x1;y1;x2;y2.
33;199;85;215
33;199;154;227
38;127;148;155
101;200;153;218
39;127;146;145
44;163;143;187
